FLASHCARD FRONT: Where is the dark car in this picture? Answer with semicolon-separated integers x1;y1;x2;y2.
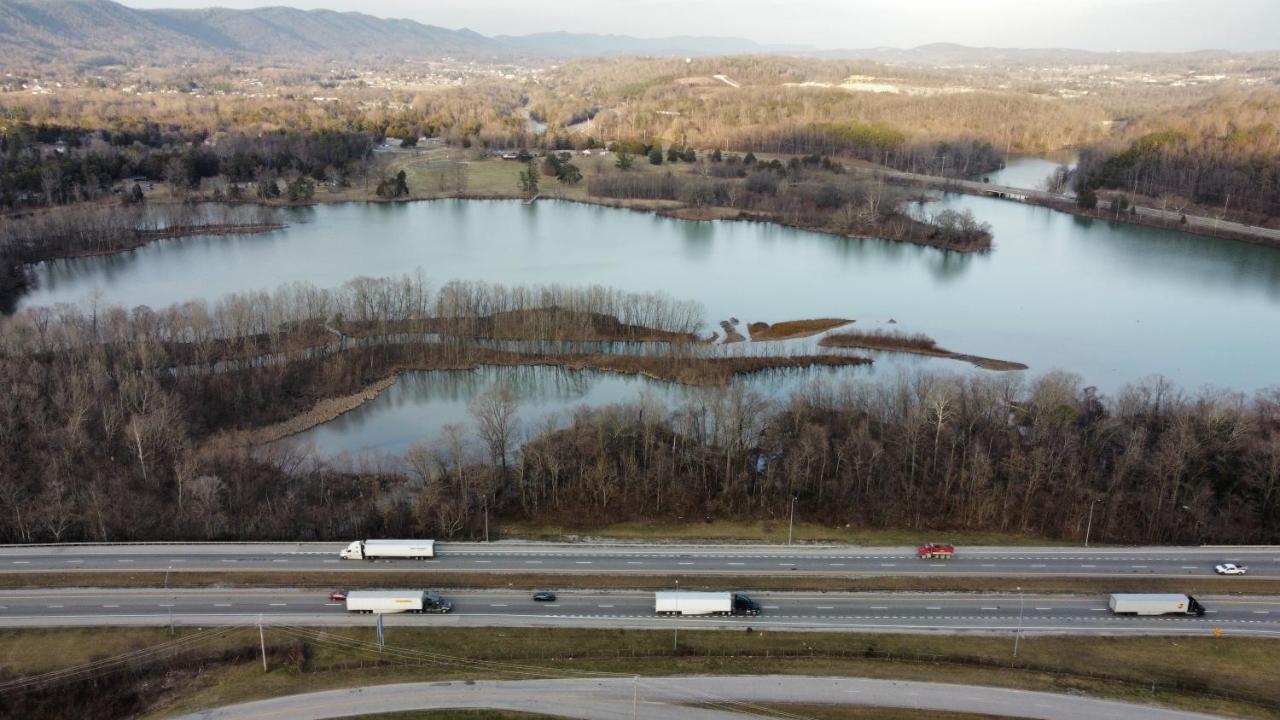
532;591;557;602
328;590;348;602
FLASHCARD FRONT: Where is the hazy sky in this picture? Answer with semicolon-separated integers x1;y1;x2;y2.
119;0;1280;52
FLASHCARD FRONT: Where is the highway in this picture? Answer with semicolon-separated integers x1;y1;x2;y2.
2;588;1279;635
1;542;1276;578
180;675;1228;720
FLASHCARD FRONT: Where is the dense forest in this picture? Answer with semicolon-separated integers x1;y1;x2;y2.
1074;90;1280;220
0;275;1276;545
0;122;377;210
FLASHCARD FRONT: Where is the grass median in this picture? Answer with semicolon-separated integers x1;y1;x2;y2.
2;626;1277;720
3;570;1276;596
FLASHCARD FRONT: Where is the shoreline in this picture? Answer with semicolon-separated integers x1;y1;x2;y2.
221;352;875;448
819;332;1027;371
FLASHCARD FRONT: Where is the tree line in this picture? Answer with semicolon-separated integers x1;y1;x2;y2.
1073;89;1280;221
1;275;1276;545
0;122;377;210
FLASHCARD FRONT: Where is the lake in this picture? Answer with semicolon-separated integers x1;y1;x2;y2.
18;158;1280;395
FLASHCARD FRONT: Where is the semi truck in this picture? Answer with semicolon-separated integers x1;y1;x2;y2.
344;590;453;614
654;591;761;616
1108;593;1206;616
339;539;435;561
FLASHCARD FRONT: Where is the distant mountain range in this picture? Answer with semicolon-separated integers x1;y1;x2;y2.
0;0;801;66
0;0;1266;69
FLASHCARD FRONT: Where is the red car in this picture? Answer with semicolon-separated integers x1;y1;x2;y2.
328;590;348;602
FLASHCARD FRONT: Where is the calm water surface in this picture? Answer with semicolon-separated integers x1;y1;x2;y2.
19;159;1280;394
287;362;952;459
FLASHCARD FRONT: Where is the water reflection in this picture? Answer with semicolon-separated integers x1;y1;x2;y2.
287;362;892;459
15;162;1280;392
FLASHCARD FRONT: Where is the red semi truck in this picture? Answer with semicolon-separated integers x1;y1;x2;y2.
917;543;955;559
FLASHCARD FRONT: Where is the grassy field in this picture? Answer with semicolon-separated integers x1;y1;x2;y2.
715;706;1006;720
340;707;560;712
3;626;1277;719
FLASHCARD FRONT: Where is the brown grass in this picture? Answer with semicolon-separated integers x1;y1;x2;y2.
4;626;1270;720
820;330;1027;371
748;318;853;341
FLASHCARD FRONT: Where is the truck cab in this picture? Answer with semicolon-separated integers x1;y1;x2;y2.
339;541;365;560
731;593;761;616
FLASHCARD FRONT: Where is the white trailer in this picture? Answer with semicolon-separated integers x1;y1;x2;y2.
339;539;435;561
345;590;452;614
654;591;760;616
1108;593;1205;616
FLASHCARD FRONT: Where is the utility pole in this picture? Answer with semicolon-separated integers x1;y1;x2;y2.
1013;587;1024;658
258;615;268;672
484;497;490;543
673;579;679;651
787;496;797;546
632;675;639;720
1084;498;1102;547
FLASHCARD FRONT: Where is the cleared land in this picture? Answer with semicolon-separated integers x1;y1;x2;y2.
1;627;1274;719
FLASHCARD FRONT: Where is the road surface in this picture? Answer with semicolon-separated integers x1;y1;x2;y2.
1;542;1275;578
178;675;1228;720
2;588;1277;635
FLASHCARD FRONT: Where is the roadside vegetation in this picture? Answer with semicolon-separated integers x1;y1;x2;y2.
2;627;1277;720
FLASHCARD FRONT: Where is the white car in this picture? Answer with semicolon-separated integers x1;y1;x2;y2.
1214;563;1248;575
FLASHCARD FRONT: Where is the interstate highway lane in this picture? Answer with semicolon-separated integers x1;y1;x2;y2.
2;589;1279;634
1;542;1277;578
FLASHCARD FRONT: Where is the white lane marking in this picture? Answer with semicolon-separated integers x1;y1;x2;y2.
678;562;694;566
762;605;780;609
816;606;834;610
11;561;29;564
269;603;287;607
1080;564;1096;568
870;606;889;610
980;564;996;568
490;604;508;607
728;562;745;566
925;607;942;611
574;561;592;565
1030;564;1046;568
214;603;232;607
981;607;999;611
271;559;288;563
525;561;543;564
1131;565;1147;568
117;559;134;563
1091;608;1108;612
65;560;83;564
1181;566;1198;569
170;559;186;563
220;559;238;563
777;563;794;567
158;604;174;608
1253;611;1270;615
598;604;615;608
626;561;644;565
323;560;339;564
48;605;63;609
879;563;897;567
325;603;342;606
1035;607;1053;611
474;560;492;564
